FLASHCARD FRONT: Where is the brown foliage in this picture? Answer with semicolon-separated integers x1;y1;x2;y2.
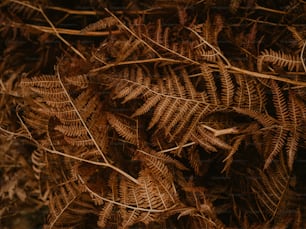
1;0;306;228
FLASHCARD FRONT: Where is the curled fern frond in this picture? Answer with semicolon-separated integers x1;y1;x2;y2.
257;49;302;72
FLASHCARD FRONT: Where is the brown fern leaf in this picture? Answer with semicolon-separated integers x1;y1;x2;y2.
222;136;244;174
95;38;143;64
106;67;213;148
257;49;302;72
54;124;88;137
271;81;290;125
191;124;232;152
136;148;188;171
234;74;267;111
264;128;288;170
233;107;276;127
21;72;138;187
235;86;301;171
31;149;47;180
200;63;219;105
249;152;296;222
286;91;303;170
187;146;202;176
81;16;119;32
106;112;138;145
192;14;223;47
197;48;219;63
111;67;151;103
140;19;201;61
65;74;90;89
97;202;114;228
179;181;225;228
21;75;61;90
218;61;234;107
134;151;174;183
21;108;50;136
80;167;179;228
45;180;96;229
117;39;143;63
21;74;109;161
119;169;179;228
288;26;305;49
263;81;291;169
8;0;40;19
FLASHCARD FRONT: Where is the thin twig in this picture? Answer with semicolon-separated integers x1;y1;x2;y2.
0;126;27;138
38;6;86;60
229;65;306;86
27;24;121;36
157;142;196;154
253;4;288;14
46;5;167;15
300;41;306;72
90;57;189;73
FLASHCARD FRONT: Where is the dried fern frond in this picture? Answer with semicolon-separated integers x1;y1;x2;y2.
222;135;244;174
119;169;179;228
178;181;225;228
105;66;213;149
97;202;114;228
81;16;119;33
200;63;219;105
249;152;296;223
21;74;107;156
45;179;97;229
219;61;235;106
65;74;90;89
271;81;289;124
106;112;138;145
288;26;305;49
80;167;179;229
8;0;41;19
21;108;50;136
136;147;188;171
264;82;302;170
31;149;47;180
233;107;276;127
264;128;288;170
285;91;303;170
257;49;302;72
21;75;60;89
234;74;267;111
191;14;223;48
21;72;140;184
191;124;232;152
187;146;202;176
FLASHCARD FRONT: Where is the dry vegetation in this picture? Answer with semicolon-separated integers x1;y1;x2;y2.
0;0;306;228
